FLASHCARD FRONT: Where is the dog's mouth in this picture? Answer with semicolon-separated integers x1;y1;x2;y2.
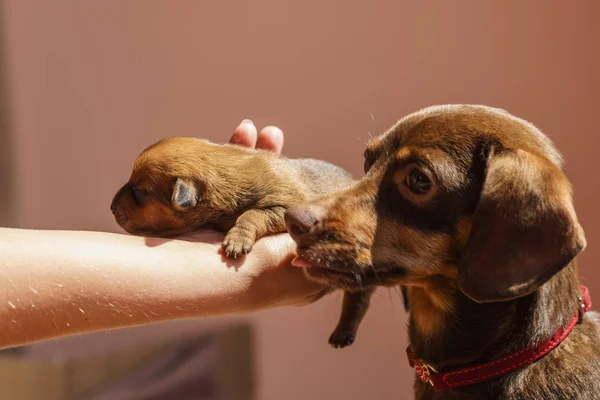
292;247;407;289
114;214;128;226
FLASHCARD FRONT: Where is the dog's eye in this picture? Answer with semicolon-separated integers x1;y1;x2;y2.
394;163;437;204
406;168;432;195
132;188;148;205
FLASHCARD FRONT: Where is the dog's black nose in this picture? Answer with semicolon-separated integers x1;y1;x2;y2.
285;206;322;241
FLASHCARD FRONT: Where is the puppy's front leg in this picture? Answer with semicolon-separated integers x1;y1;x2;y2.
221;206;287;258
329;287;375;348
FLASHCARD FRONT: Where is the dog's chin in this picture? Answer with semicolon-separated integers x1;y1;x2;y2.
120;224;191;239
302;266;408;289
294;249;408;289
302;267;366;290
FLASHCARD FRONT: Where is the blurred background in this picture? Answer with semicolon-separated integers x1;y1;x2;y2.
0;1;598;399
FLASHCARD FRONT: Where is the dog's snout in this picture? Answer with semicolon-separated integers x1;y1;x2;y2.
110;200;129;225
285;206;322;240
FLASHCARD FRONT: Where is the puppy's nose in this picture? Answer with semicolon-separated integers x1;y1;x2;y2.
110;202;129;224
285;206;322;241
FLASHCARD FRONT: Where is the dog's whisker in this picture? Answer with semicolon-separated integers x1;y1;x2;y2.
387;288;395;314
368;263;382;284
370;111;379;136
392;286;404;305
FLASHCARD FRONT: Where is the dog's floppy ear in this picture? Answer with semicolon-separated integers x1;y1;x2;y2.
458;148;585;303
172;177;197;210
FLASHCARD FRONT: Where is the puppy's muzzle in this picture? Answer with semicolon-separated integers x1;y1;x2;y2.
110;200;129;225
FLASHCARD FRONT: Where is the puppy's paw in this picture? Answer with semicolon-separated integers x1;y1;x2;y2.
221;228;255;258
328;328;356;349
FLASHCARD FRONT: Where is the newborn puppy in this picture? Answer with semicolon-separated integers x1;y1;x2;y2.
110;137;372;347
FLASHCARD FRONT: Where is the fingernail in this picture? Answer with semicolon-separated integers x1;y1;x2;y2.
241;119;254;125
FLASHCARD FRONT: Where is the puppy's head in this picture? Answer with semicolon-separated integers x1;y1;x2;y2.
285;105;586;302
111;137;238;237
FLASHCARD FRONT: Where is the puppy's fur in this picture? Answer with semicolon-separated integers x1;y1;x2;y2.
110;137;372;347
285;105;600;399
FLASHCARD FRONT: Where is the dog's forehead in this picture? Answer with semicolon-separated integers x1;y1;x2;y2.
131;137;209;182
131;153;170;183
371;105;562;167
136;137;203;163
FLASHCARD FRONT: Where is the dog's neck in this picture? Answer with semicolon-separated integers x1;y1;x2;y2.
407;262;581;372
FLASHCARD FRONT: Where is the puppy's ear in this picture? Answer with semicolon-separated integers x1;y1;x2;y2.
172;177;197;210
458;148;585;303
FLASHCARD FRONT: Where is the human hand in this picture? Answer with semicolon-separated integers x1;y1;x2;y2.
176;120;328;310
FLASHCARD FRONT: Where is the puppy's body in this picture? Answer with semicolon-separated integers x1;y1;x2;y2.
111;137;373;347
284;105;600;399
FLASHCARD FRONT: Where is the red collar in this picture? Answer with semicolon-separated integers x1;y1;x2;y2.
407;285;592;392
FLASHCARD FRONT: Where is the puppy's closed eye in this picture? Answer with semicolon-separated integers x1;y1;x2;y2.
132;187;149;206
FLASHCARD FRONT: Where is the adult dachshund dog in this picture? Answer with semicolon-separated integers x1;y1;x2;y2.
284;105;600;399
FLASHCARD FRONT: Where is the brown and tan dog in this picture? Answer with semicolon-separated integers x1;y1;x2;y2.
110;137;374;347
284;105;600;399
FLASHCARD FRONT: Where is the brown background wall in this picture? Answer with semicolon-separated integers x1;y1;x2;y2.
2;1;599;399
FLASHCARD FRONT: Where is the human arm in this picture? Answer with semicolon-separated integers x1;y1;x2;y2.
0;228;320;350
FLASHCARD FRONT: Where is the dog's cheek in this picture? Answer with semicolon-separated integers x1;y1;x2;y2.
411;234;457;277
372;221;455;277
333;212;377;270
130;201;186;233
